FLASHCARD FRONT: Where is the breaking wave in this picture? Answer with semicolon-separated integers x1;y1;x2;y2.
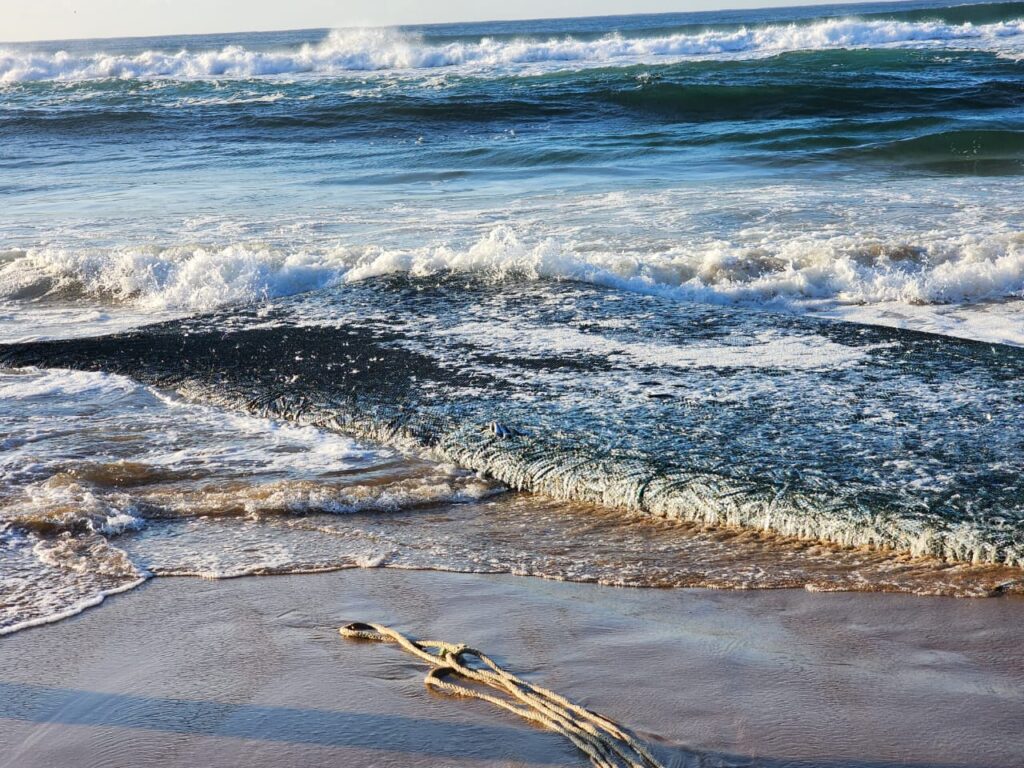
5;227;1024;340
4;15;1024;82
0;244;348;311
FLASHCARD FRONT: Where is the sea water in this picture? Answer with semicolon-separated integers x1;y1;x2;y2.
3;0;1024;633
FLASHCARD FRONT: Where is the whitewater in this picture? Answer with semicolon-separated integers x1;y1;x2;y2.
5;183;1024;345
4;14;1024;81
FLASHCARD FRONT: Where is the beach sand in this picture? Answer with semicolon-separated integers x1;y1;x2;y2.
1;569;1022;768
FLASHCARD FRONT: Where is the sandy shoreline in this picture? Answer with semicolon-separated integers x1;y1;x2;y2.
2;569;1023;768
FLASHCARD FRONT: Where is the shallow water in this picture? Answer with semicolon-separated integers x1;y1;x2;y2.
0;366;494;632
4;282;1024;634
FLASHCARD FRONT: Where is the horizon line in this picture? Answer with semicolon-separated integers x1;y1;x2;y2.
0;0;959;46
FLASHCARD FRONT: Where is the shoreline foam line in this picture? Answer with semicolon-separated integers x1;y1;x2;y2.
177;379;1021;568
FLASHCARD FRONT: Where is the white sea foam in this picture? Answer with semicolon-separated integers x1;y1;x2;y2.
5;224;1024;343
32;533;142;576
0;368;392;487
3;17;1024;82
5;477;146;536
0;525;149;636
0;367;137;400
0;575;148;636
0;244;347;313
444;322;877;371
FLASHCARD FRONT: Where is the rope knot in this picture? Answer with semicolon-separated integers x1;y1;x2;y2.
340;620;664;768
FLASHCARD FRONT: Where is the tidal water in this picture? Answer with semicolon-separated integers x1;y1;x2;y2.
3;0;1024;633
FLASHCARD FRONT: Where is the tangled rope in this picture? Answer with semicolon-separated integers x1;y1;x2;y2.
339;621;664;768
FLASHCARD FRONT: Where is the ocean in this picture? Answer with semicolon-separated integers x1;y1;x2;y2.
2;0;1024;634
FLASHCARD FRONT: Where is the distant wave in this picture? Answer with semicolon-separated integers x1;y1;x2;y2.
4;226;1024;323
4;16;1024;82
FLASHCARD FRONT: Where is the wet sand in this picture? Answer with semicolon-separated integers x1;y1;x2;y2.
1;569;1023;768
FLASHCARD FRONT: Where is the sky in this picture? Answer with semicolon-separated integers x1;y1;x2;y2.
1;0;837;42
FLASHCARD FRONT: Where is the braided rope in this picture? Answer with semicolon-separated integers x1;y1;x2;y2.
339;621;664;768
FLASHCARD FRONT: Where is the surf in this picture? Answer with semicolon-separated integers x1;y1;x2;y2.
3;275;1023;569
6;220;1024;345
4;4;1024;82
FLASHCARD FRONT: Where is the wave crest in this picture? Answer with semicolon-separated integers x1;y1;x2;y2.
0;244;347;311
4;16;1024;82
7;227;1024;321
